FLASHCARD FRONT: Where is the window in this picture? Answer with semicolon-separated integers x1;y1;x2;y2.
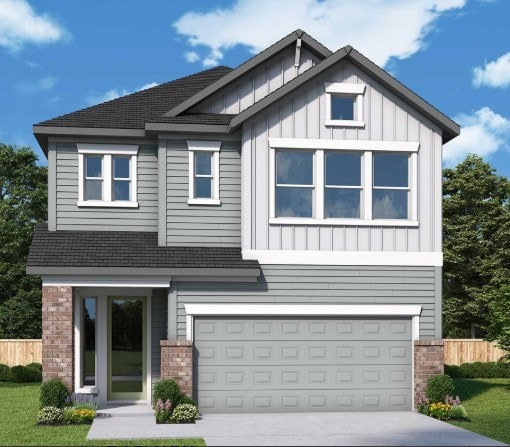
275;150;314;217
77;144;139;207
187;140;221;205
268;138;419;225
82;297;96;387
325;83;365;127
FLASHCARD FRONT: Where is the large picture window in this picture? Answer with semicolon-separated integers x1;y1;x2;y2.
77;144;138;207
268;138;418;225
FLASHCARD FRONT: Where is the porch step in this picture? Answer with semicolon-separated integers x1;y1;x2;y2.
96;404;153;418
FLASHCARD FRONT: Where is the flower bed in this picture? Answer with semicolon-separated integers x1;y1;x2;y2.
153;380;199;424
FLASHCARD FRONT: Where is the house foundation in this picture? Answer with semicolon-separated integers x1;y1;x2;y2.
41;285;74;391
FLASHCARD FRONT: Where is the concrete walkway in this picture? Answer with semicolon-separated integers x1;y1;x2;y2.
88;406;506;446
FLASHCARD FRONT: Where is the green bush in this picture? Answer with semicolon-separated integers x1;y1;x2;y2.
170;404;199;423
177;395;196;407
426;374;455;403
0;364;13;382
10;365;42;383
62;407;95;424
445;362;510;378
37;406;64;424
40;379;69;409
449;404;468;420
152;379;182;409
26;362;42;371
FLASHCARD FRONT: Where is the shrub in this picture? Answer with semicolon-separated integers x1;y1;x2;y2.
428;402;451;421
26;362;42;371
170;404;199;423
177;395;196;407
37;406;64;424
62;408;95;424
40;379;69;409
445;362;510;378
10;365;42;383
449;404;468;420
444;364;462;378
0;364;13;382
154;399;172;424
426;374;455;403
152;379;181;410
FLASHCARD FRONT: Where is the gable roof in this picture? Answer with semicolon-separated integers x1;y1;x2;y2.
229;45;460;142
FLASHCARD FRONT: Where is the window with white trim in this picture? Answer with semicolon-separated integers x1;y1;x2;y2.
77;144;139;207
269;138;419;226
325;82;366;127
187;140;221;205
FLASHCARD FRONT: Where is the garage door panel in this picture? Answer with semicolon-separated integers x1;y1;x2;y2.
195;340;412;365
194;318;411;341
194;317;412;413
197;364;412;391
197;388;411;412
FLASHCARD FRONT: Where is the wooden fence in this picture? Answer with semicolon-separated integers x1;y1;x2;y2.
0;339;42;366
444;339;507;365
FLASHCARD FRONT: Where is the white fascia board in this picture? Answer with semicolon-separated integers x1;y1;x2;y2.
184;303;422;317
76;143;139;154
268;138;419;152
242;250;443;266
187;140;221;151
42;276;171;288
325;83;366;94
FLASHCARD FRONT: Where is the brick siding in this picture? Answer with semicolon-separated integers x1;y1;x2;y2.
160;340;193;397
41;286;73;391
414;339;444;406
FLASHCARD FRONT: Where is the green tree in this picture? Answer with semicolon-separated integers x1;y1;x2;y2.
0;143;47;338
486;285;510;360
442;154;510;338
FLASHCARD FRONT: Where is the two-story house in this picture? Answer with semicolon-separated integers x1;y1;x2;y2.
27;30;459;413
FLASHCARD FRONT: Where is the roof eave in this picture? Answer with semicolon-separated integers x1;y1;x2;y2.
145;122;231;134
164;29;332;118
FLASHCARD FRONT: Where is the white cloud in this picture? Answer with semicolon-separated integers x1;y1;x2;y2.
0;0;68;51
472;52;510;88
87;81;159;105
173;0;466;67
185;51;199;63
16;75;56;94
443;107;510;165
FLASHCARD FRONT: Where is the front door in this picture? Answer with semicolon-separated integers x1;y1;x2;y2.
107;297;146;401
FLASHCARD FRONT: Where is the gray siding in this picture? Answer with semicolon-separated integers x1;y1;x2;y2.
194;47;320;115
242;61;443;253
166;140;241;247
151;288;167;381
175;265;439;340
54;143;158;231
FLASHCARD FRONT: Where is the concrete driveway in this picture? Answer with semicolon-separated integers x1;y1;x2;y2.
88;409;506;446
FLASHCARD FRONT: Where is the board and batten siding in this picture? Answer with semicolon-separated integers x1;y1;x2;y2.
53;143;158;231
241;61;443;254
174;265;441;340
193;47;320;115
151;288;167;381
166;140;241;247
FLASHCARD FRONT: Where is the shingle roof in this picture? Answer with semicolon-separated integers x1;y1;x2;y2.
27;224;259;270
36;66;233;129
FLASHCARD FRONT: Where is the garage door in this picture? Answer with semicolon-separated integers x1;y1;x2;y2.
194;317;412;413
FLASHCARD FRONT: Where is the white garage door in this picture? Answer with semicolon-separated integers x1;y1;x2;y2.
194;317;412;413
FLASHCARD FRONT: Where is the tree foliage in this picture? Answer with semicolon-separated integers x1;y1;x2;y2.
486;285;510;360
442;154;510;338
0;143;47;338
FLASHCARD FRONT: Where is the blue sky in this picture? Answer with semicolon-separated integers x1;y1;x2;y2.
1;0;510;177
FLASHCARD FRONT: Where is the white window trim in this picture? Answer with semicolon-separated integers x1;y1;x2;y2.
77;144;139;208
187;140;221;205
325;82;366;127
269;139;419;225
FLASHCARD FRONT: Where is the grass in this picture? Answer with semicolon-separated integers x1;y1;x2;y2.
449;378;510;444
0;383;205;446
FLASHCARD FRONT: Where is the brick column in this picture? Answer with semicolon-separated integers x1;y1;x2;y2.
41;286;73;392
414;339;444;405
160;340;193;397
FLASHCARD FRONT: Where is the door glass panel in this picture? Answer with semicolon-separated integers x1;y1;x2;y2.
82;297;96;387
110;299;143;393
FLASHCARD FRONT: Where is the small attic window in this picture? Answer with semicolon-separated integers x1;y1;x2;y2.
325;82;365;127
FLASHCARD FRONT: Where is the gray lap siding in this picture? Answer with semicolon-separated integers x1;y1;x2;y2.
174;265;441;340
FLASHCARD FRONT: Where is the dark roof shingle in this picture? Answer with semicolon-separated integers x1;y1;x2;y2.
27;224;259;270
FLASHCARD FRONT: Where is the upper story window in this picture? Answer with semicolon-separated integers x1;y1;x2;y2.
324;83;366;127
187;140;221;205
269;138;418;226
77;144;138;208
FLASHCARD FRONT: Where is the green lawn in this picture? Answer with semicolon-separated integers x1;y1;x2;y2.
0;383;205;446
449;378;510;445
